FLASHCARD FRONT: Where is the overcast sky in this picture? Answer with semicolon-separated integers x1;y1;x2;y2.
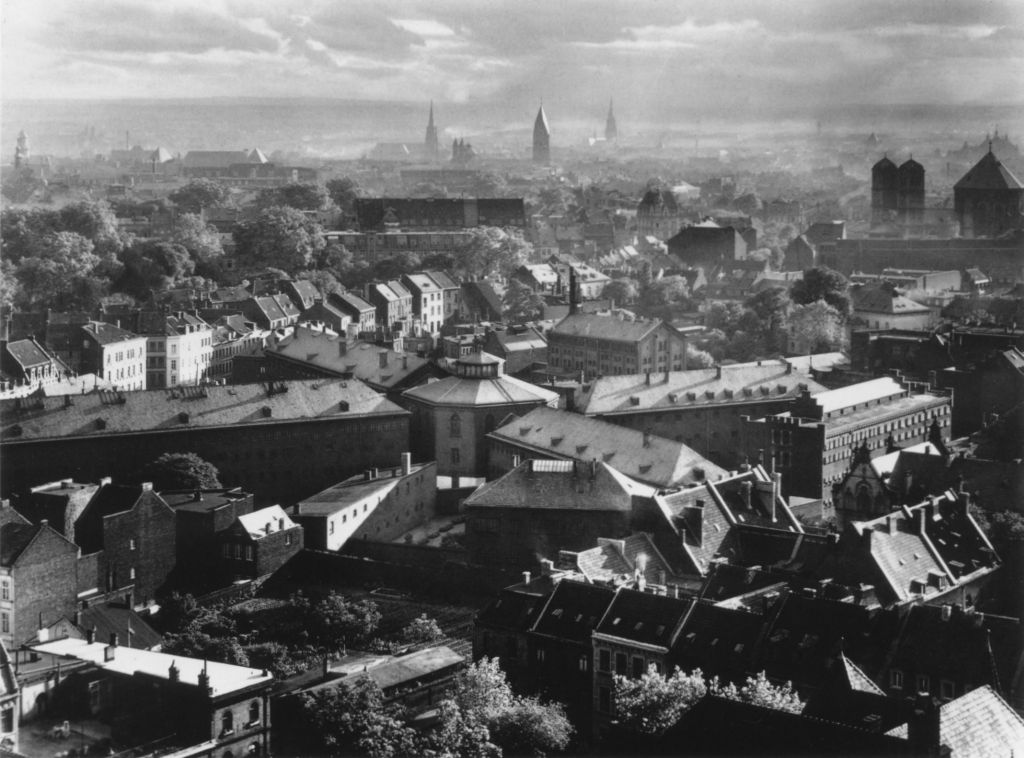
3;0;1022;115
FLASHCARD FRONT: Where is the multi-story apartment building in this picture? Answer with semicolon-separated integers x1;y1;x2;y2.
743;376;952;499
401;273;446;334
547;313;691;380
80;322;146;391
140;311;214;388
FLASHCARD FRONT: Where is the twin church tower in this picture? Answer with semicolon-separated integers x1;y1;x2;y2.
423;100;618;165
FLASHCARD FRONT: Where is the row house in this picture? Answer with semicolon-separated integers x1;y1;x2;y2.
80;322;146;391
209;315;268;384
136;311;214;389
331;291;377;334
218;505;303;581
401;273;446;334
365;281;414;332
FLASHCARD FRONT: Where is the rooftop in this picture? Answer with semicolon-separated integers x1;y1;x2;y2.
296;462;430;516
237;505;298;539
550;312;663;343
577;359;830;416
1;379;406;443
811;376;905;415
32;638;273;697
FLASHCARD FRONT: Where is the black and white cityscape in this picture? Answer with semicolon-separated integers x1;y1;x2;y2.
1;1;1023;756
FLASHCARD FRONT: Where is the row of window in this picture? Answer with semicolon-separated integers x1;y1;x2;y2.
889;669;956;700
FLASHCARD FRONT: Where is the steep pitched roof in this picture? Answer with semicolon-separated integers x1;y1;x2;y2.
531;579;614;644
594;588;691;649
955;150;1024;191
237;505;298;540
5;338;53;370
487;406;726;489
402;367;557;407
82;322;141;346
887;685;1024;757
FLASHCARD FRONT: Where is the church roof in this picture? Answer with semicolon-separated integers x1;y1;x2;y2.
534;105;550;136
872;156;898;172
955;150;1024;191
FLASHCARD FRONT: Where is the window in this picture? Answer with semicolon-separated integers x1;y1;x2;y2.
285;534;292;546
129;539;136;551
1;705;13;733
615;652;627;675
536;648;546;662
578;655;588;673
449;413;462;438
330;521;336;534
890;669;904;690
1;579;9;600
940;680;955;701
916;675;930;694
598;649;610;672
129;567;135;580
632;656;645;678
1;613;8;633
221;710;234;735
248;700;260;726
451;448;461;465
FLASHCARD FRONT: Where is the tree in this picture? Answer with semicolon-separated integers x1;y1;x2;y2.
641;276;690;315
116;241;195;299
401;614;444;644
489;698;573;758
791;266;851;316
789;300;848;354
16;231;105;311
503;279;545;323
296;591;382;648
256;183;332;212
232;205;325;273
297;269;343;297
455;227;533;279
711;671;804;714
170;213;224;268
613;664;707;735
141;452;222;490
326;177;361;216
163;627;249;666
0;259;22;313
744;287;790;353
57;201;126;259
685;344;716;369
169;179;230;213
372;251;422;281
604;278;639;306
705;301;745;336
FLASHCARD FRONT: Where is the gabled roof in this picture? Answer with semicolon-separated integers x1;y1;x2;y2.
182;150;249;169
82;322;141;346
955;150;1024;191
78;603;163;651
886;685;1024;757
531;579;614;644
296;462;430;516
854;287;932;315
425;270;459;291
331;291;375;315
236;505;298;540
487;406;726;489
402;367;558;407
464;459;646;512
476;588;546;632
594;588;691;649
5;337;53;370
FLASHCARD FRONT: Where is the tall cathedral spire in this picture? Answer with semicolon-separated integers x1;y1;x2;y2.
605;99;617;142
533;104;550;164
425;101;439;161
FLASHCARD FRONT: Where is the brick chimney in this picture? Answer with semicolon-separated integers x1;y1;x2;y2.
401;452;412;476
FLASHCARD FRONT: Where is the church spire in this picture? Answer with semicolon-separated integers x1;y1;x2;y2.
605;98;618;142
533;103;551;164
425;101;439;161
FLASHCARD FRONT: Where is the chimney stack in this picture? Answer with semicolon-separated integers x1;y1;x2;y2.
643;431;652;448
110;632;119;648
401;452;412;476
86;626;96;644
522;571;532;585
169;660;180;682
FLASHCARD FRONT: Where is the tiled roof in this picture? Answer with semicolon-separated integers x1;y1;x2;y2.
297;463;429;516
402;371;558;407
1;379;406;442
461;281;504;318
271;326;430;390
572;534;680;585
79;603;163;651
181;150;249;168
594;588;691;649
531;579;615;644
488;406;725;489
331;291;375;314
425;270;459;291
673;603;763;678
0;522;39;566
886;685;1024;757
464;459;643;512
854;287;932;315
550;313;663;342
954;150;1024;191
476;587;547;631
840;654;884;695
82;322;141;346
5;338;53;370
577;359;830;415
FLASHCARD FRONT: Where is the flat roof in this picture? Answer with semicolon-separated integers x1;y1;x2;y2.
32;638;272;697
813;377;904;414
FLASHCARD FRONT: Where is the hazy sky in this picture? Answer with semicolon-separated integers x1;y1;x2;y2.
3;0;1022;114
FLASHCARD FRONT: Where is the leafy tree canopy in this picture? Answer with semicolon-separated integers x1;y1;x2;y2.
791;266;851;315
169;179;230;213
503;279;546;323
141;452;222;490
256;183;332;212
232;205;325;274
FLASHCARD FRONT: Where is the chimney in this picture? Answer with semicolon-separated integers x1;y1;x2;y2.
643;431;652;448
716;364;722;379
402;355;408;370
193;490;202;502
86;626;96;644
568;267;579;315
522;571;531;585
379;351;388;369
140;482;153;492
645;371;651;386
918;506;929;535
198;661;212;695
786;361;793;375
664;368;670;383
771;472;781;522
401;452;412;476
99;477;112;487
168;661;180;682
338;341;348;357
887;514;898;535
740;480;753;510
941;604;952;622
73;610;81;627
110;632;119;647
906;694;942;754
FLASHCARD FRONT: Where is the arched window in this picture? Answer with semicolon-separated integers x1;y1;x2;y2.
249;700;260;725
221;710;234;735
449;413;462;438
